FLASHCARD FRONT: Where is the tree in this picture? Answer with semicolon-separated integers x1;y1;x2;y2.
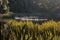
0;0;9;14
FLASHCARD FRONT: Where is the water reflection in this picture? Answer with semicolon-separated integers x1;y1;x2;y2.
15;16;47;21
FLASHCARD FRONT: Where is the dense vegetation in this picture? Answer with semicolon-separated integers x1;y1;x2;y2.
1;20;60;40
8;0;60;13
0;0;60;40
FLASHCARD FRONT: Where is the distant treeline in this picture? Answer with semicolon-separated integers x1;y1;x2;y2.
8;0;60;13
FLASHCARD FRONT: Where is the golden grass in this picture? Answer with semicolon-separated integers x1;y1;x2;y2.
1;20;60;40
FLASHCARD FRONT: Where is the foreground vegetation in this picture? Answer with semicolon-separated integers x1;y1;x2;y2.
1;20;60;40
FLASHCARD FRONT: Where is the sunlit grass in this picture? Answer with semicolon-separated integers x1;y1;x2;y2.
1;20;60;40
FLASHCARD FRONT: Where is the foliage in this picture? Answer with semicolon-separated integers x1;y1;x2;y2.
1;20;60;40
